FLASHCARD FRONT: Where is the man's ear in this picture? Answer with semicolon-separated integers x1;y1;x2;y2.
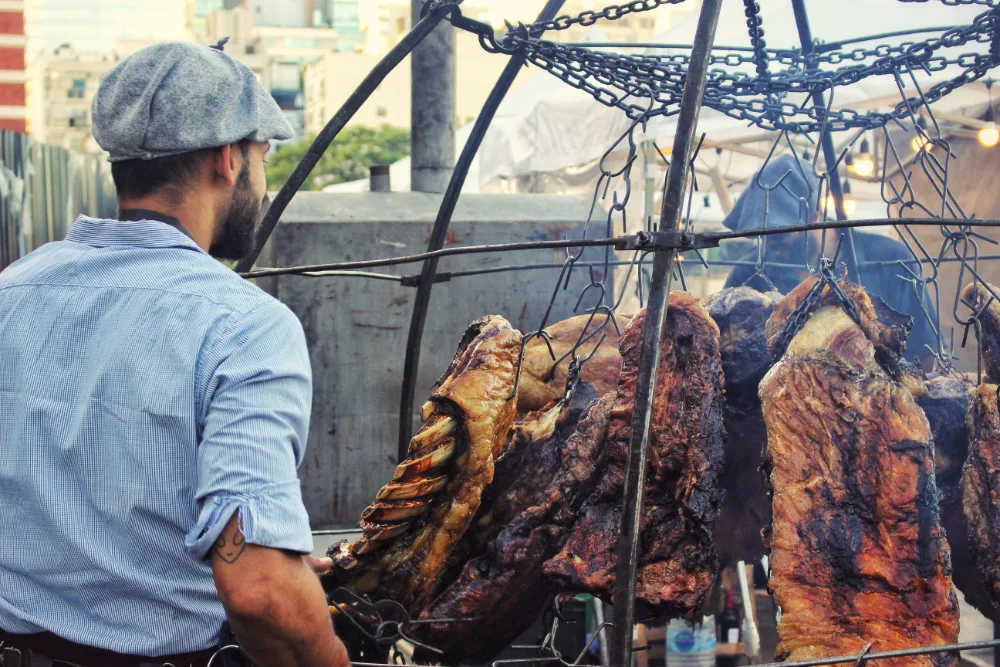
213;143;240;188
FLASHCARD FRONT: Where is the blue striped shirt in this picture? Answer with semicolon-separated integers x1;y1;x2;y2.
0;216;314;656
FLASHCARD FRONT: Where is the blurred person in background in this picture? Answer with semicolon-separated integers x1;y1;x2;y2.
722;154;939;370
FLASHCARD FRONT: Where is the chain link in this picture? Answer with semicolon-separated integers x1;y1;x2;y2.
515;0;686;35
743;0;770;81
772;260;864;361
465;1;1000;134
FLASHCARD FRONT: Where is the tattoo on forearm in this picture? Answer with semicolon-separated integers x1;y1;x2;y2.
213;530;247;564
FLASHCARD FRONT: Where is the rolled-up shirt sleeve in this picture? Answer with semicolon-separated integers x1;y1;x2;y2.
185;300;314;559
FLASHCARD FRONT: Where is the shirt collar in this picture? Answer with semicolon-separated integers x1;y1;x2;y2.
65;215;205;253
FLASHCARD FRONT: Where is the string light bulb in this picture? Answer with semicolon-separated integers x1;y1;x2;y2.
911;116;931;153
979;80;999;148
978;118;999;147
842;180;857;216
825;182;856;217
851;139;875;177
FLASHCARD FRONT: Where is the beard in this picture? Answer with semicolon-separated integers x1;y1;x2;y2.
210;163;261;261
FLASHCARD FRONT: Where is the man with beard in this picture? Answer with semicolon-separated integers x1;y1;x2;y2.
0;41;348;667
722;153;939;370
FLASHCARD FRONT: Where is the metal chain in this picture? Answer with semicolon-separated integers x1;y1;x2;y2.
771;278;826;361
514;0;686;35
772;261;863;361
515;0;996;35
743;0;770;81
899;0;996;5
463;2;1000;134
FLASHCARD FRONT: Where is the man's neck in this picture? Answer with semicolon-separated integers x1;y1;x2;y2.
117;195;215;252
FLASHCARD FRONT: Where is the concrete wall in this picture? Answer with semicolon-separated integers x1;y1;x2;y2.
272;192;613;527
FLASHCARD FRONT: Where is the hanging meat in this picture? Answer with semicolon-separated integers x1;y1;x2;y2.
762;277;959;667
705;286;780;566
442;381;601;571
543;292;725;615
323;316;522;613
962;383;1000;616
962;281;1000;384
706;286;781;409
917;374;989;617
516;312;630;414
415;384;612;664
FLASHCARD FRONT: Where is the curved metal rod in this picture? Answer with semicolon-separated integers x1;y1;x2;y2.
396;0;568;460
612;250;642;311
566;98;651;287
544;305;617;383
506;330;556;402
234;2;455;273
206;645;241;667
572;274;607;314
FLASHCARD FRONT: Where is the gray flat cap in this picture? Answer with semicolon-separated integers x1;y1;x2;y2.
92;41;294;162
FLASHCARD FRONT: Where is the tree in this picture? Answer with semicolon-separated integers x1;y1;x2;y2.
265;124;411;191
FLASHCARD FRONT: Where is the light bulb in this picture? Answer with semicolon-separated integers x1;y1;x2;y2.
852;152;875;177
911;134;931;153
979;121;1000;147
825;189;856;216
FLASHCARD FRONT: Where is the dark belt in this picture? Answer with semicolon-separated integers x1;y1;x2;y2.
0;629;216;667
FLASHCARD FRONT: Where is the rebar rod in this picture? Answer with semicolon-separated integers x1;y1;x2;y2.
607;0;722;665
240;219;1000;279
791;0;861;285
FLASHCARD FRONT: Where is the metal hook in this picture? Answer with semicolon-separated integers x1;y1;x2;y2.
507;330;556;401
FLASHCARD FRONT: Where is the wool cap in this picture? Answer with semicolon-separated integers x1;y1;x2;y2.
92;40;293;162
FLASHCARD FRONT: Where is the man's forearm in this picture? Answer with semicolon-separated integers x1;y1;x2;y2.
211;515;349;667
226;563;348;667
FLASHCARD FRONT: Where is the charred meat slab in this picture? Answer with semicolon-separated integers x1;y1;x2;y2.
763;278;959;667
962;281;1000;384
706;286;780;409
544;292;725;616
517;312;630;414
918;375;988;617
416;386;612;665
705;286;780;566
323;316;522;613
962;383;1000;616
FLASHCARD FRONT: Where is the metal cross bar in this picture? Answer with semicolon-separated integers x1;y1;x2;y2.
608;1;722;665
239;219;1000;280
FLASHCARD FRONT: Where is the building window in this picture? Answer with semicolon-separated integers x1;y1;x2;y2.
331;1;361;36
67;78;86;99
376;106;387;117
68;110;88;127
